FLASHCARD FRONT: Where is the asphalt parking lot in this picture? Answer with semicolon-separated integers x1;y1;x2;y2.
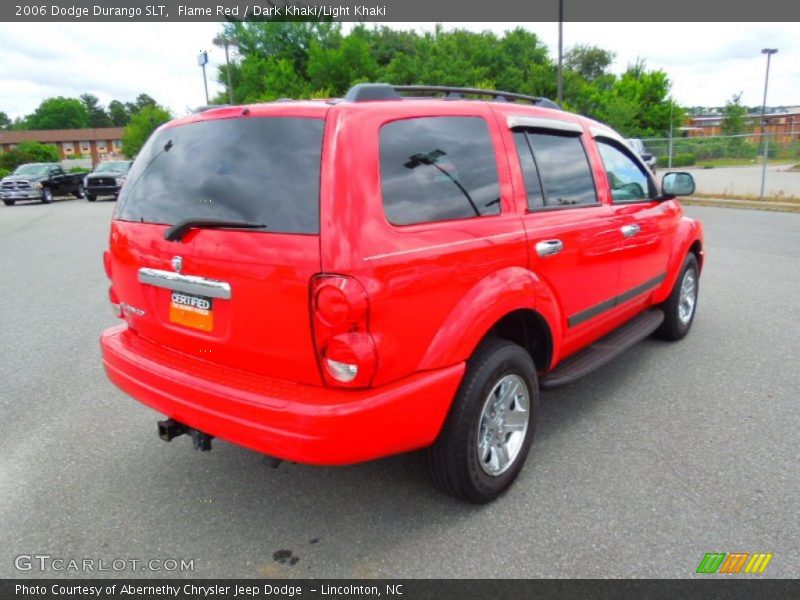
672;163;799;197
1;198;798;579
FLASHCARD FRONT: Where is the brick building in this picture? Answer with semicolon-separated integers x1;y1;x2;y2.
0;127;125;164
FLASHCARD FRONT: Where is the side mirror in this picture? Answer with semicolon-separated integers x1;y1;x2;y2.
661;172;695;197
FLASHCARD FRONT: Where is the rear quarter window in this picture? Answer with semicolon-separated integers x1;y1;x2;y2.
379;116;501;226
116;117;324;234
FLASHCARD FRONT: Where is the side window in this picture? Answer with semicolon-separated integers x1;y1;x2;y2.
528;132;597;207
380;116;501;226
512;131;544;210
597;140;654;202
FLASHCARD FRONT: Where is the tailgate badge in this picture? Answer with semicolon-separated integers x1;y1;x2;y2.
171;256;183;273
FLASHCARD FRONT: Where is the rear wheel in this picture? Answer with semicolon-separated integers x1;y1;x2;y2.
2;199;15;206
426;338;538;503
655;253;699;340
41;188;53;204
74;183;85;199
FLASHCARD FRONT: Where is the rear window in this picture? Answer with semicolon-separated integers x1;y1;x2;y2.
379;116;501;226
116;117;324;234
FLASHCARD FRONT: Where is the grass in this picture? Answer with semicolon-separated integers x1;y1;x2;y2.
694;158;797;168
690;192;800;204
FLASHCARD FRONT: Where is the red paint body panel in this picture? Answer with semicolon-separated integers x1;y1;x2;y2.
101;97;703;465
102;324;463;465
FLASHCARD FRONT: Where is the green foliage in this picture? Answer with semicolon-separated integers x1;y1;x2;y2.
658;153;696;167
721;93;748;136
68;166;91;173
565;44;615;82
0;141;60;170
217;24;678;138
25;97;90;130
81;93;113;128
0;111;10;130
0;167;10;178
108;100;131;126
121;105;172;158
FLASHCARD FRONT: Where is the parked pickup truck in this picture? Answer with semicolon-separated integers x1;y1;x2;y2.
1;162;86;205
101;84;703;503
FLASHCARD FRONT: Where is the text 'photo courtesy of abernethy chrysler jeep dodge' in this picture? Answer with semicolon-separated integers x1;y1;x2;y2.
100;83;702;503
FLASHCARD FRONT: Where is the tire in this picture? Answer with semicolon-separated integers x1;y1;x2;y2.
41;188;53;204
2;199;15;206
426;338;539;504
74;183;85;199
655;253;699;341
86;194;96;202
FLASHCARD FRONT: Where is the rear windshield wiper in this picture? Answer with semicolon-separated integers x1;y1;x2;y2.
164;218;267;242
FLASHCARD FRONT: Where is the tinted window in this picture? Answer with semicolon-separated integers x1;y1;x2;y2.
513;131;544;210
116;117;324;234
380;116;501;225
597;140;654;202
528;133;597;207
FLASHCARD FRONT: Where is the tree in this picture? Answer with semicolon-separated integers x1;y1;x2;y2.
0;141;60;171
108;100;130;126
721;93;748;136
25;97;90;130
565;44;615;82
0;111;10;130
80;93;113;128
121;104;172;158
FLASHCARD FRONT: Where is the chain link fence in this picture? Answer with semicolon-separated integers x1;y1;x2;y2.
640;133;800;168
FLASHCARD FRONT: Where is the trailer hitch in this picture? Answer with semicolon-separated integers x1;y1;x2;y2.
157;419;213;451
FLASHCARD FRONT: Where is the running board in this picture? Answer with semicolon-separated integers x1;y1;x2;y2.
540;309;664;389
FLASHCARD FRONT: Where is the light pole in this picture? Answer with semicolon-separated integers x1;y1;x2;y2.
668;98;674;169
759;48;777;201
557;0;564;106
213;34;238;105
197;50;209;105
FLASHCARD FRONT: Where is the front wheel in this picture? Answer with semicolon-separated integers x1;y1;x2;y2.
86;193;96;202
3;199;15;206
655;253;699;340
41;188;53;204
426;338;539;503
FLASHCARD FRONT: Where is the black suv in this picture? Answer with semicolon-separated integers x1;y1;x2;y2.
84;160;132;201
1;163;85;205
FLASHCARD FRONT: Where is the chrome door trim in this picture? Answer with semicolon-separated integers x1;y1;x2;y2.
535;239;564;257
621;224;641;238
138;268;232;299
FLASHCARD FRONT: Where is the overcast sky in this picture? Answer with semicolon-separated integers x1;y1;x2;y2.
0;21;797;120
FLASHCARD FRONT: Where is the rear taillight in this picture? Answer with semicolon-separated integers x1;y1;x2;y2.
104;250;122;319
310;274;377;388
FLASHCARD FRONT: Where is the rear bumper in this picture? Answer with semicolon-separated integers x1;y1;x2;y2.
101;324;464;465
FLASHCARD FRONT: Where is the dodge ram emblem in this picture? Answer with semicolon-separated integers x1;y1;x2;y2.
171;256;183;273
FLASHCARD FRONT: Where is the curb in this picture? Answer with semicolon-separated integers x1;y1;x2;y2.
682;197;800;213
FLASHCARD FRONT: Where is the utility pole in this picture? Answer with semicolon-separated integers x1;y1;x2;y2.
759;48;778;201
668;99;674;169
557;0;564;106
213;34;239;105
198;50;209;105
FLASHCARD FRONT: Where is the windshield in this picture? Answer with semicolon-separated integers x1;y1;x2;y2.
116;116;324;234
95;161;130;174
13;164;52;176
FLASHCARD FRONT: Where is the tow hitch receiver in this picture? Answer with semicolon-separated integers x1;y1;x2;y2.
157;419;213;451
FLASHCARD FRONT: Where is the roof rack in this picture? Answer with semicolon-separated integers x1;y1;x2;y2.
343;83;560;109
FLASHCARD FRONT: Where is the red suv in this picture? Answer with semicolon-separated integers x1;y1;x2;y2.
101;84;703;503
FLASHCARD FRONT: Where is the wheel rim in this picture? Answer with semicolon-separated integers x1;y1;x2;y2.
678;269;697;325
476;373;530;476
44;189;52;201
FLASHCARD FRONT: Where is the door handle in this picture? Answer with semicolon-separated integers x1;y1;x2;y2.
621;224;641;238
535;239;563;257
